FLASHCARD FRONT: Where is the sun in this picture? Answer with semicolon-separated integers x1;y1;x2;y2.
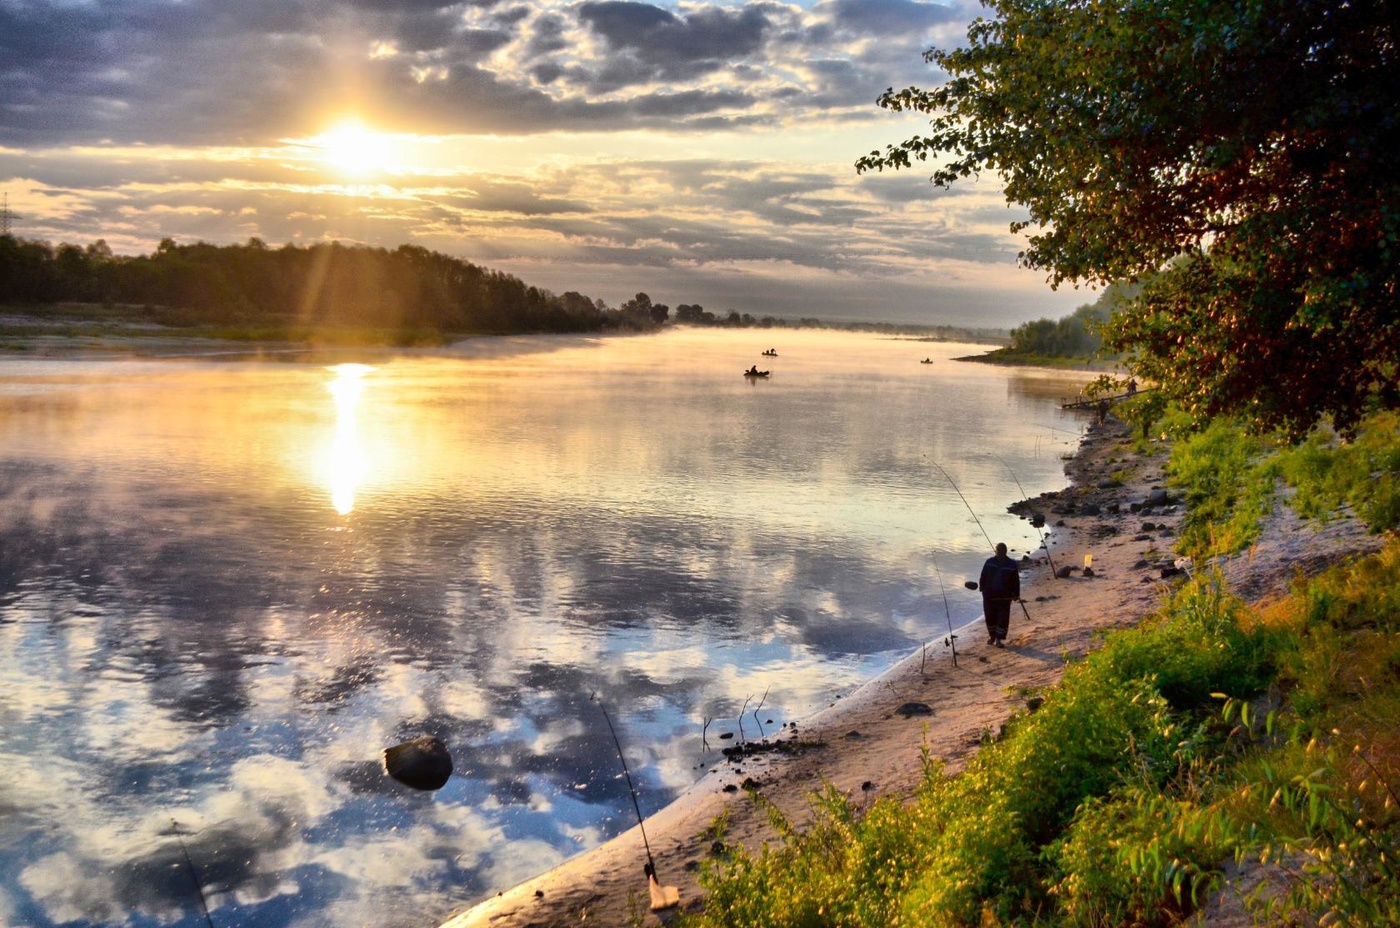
313;121;398;177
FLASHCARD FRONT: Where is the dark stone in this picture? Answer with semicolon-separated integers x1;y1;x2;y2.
1133;559;1150;569
861;781;875;791
1083;566;1095;578
1055;565;1075;579
895;702;934;717
718;732;734;740
382;736;453;791
1026;696;1044;712
1142;522;1157;531
845;730;863;739
1145;488;1170;507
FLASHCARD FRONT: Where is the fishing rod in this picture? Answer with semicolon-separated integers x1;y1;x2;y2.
990;453;1059;579
928;460;995;552
593;694;658;875
595;694;681;912
929;554;958;667
170;819;216;928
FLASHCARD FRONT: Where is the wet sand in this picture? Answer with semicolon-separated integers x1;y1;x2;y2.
438;414;1382;928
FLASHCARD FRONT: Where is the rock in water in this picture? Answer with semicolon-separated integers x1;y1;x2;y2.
383;736;453;791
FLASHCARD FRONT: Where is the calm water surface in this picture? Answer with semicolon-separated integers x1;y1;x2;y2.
0;329;1090;927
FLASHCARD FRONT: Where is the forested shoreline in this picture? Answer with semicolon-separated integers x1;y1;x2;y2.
0;235;658;339
0;234;1008;346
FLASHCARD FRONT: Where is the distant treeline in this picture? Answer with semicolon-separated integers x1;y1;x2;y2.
0;235;656;336
0;234;1012;343
1005;282;1139;358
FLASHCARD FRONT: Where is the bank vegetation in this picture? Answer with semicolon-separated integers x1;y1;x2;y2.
685;407;1400;927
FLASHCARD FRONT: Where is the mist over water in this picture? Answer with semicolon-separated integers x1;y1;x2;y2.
0;328;1091;928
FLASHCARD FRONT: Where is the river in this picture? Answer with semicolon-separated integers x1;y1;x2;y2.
0;327;1090;927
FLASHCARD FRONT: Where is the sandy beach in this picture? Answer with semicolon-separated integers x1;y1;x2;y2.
435;410;1384;928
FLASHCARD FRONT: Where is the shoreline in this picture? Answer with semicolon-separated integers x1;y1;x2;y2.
437;411;1385;928
437;415;1179;927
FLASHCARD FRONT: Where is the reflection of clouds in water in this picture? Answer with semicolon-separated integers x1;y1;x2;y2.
0;617;98;723
80;679;207;765
0;750;88;831
18;756;333;924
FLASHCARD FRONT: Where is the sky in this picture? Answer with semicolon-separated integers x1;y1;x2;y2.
0;0;1088;327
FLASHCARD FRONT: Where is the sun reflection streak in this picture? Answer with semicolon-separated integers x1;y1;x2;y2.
325;364;373;514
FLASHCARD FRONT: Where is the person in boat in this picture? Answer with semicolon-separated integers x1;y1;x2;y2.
979;542;1021;648
747;365;760;375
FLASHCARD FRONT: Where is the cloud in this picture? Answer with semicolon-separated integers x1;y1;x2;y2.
0;0;1082;327
576;2;771;83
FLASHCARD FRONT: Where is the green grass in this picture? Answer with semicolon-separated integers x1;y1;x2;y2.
1277;412;1400;534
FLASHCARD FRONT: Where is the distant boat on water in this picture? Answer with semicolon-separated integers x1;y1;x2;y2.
743;367;771;378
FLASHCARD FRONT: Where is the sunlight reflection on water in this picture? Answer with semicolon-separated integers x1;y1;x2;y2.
325;363;373;514
0;328;1094;928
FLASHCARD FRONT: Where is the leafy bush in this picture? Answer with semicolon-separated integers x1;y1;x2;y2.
1082;577;1277;711
1047;790;1238;927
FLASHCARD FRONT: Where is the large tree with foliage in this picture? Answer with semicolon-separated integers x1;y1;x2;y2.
858;0;1398;438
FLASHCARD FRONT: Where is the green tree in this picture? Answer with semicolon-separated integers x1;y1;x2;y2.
858;0;1399;438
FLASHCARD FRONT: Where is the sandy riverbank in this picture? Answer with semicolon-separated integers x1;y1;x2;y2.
436;411;1384;928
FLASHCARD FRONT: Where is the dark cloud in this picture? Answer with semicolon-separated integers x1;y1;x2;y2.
630;88;755;117
576;1;771;85
524;12;570;56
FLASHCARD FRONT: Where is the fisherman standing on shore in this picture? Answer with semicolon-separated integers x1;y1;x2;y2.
980;542;1021;648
